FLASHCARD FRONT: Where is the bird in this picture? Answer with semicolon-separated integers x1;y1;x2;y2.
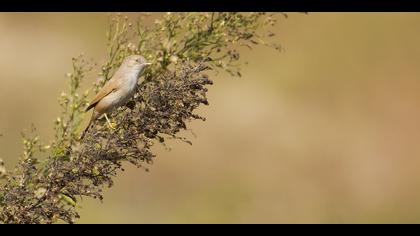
80;55;151;139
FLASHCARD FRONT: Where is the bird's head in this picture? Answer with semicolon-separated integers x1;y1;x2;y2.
123;55;152;72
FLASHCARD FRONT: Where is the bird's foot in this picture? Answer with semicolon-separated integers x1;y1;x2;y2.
107;122;117;130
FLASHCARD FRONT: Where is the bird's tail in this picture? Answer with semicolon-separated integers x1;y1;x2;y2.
80;124;90;140
80;112;95;139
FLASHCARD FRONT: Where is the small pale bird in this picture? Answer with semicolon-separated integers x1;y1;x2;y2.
81;55;151;138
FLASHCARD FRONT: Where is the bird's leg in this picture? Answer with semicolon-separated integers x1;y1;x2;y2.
104;114;116;130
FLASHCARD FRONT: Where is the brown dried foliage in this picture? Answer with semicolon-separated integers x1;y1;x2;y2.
0;13;284;224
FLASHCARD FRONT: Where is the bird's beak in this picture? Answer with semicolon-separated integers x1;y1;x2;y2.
143;62;152;66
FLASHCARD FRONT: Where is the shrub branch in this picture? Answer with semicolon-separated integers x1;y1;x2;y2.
0;12;285;224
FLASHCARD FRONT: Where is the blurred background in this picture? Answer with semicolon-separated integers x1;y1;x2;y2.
1;13;420;223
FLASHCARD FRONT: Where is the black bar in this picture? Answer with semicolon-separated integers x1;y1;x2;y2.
2;0;420;12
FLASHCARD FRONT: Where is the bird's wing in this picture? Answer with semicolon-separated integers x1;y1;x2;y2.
85;82;117;112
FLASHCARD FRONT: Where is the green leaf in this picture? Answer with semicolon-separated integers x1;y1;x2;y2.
60;193;77;207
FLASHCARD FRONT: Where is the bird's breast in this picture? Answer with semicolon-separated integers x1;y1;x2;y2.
95;69;140;114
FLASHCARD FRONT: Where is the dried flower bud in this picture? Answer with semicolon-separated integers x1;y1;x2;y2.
0;158;5;177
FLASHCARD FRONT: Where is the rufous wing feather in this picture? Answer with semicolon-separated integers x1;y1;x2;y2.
85;83;117;112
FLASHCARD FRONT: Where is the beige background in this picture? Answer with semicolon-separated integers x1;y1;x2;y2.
1;13;420;223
